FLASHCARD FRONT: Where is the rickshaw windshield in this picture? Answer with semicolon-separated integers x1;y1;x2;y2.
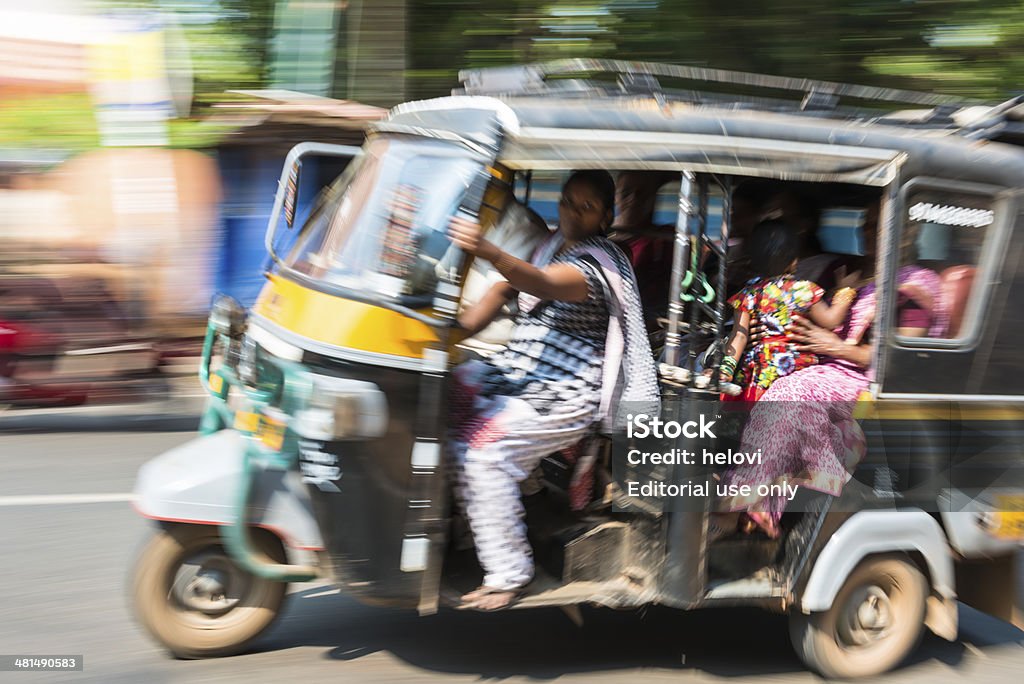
283;136;481;304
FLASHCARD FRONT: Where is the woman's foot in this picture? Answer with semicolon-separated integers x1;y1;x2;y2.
458;585;523;611
744;511;782;539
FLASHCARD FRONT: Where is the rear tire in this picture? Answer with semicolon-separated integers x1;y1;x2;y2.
131;524;288;658
789;554;927;679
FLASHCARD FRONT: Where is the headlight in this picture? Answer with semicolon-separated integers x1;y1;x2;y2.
293;376;388;441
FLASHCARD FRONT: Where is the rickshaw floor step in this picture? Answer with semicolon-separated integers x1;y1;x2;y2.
707;537;779;582
439;575;648;611
704;567;786;601
511;576;646;610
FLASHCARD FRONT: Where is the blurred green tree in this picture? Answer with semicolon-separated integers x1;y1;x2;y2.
406;0;1022;101
5;0;1023;154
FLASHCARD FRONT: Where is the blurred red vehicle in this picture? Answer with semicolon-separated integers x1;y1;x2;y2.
0;273;166;409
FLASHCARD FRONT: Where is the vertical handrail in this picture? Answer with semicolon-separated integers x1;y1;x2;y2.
665;171;695;367
685;176;708;375
712;177;733;389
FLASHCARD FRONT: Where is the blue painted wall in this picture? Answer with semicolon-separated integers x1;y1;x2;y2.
216;149;348;306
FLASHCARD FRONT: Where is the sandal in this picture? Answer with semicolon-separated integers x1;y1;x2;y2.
744;511;781;539
457;585;525;611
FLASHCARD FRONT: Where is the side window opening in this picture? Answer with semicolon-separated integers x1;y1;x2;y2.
895;185;997;342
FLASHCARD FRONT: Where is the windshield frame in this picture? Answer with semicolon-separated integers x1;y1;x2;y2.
265;136;492;328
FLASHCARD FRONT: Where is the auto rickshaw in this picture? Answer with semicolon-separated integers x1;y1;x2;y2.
131;60;1024;679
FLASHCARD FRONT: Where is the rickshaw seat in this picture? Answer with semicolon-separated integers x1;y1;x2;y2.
940;265;975;338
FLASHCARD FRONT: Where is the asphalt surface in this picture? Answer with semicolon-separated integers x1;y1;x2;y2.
1;411;1022;684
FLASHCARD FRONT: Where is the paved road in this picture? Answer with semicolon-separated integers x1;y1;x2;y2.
1;415;1022;683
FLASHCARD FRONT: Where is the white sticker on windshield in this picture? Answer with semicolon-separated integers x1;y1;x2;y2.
908;202;994;228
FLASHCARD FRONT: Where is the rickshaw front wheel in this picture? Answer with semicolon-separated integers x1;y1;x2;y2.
789;553;927;679
131;524;288;659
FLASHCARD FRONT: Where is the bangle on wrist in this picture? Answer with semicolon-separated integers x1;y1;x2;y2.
834;287;856;305
720;356;738;375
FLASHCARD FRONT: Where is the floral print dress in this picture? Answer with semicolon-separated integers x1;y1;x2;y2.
717;265;948;537
728;275;825;401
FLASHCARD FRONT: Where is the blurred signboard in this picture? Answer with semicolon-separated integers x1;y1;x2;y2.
86;14;175;148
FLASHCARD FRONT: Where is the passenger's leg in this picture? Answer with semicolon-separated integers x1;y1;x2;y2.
452;397;594;608
454;439;537;593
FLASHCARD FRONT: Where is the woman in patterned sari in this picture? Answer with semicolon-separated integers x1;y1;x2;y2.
447;170;659;610
712;205;949;540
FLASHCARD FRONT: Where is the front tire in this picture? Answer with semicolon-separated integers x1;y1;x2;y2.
790;554;927;679
131;524;288;658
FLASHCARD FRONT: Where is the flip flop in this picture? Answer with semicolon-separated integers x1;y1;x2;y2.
744;511;782;539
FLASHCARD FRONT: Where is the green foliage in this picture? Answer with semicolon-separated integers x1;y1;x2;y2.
0;94;101;153
407;0;1023;101
8;0;1024;152
99;0;277;106
1;1;277;151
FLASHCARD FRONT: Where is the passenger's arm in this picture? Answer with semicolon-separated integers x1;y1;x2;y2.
712;309;750;381
807;287;856;329
456;280;515;336
789;316;872;368
449;216;590;302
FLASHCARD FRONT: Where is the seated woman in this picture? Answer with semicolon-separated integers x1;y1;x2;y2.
712;220;858;401
755;184;861;293
711;204;948;540
447;170;660;610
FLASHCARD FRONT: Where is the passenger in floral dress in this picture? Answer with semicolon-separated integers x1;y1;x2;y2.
709;209;948;540
714;220;857;401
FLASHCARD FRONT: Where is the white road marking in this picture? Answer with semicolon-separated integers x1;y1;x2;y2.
0;403;189;420
0;493;137;507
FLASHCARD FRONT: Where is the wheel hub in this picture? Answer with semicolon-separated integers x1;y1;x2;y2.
172;551;248;616
839;585;893;647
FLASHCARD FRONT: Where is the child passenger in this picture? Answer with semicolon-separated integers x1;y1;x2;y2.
714;220;857;401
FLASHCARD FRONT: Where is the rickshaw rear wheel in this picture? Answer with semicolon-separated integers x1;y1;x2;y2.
789;553;927;679
131;524;288;659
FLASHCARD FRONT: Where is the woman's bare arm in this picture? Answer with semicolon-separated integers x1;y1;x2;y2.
720;309;751;379
489;254;590;302
789;316;872;368
457;281;515;336
449;216;590;302
807;292;855;330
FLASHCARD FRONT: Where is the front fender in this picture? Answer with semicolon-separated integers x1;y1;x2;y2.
799;510;956;639
133;430;323;551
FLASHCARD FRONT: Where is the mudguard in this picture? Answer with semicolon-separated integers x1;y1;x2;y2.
800;510;954;611
798;510;958;640
133;430;324;551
